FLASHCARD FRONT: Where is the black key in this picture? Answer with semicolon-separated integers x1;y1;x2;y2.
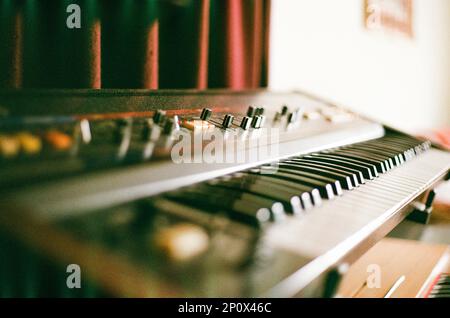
214;174;319;211
384;136;426;155
347;144;401;166
246;168;336;200
239;174;322;209
274;162;354;190
362;140;407;163
234;172;322;208
328;149;387;173
285;159;359;188
166;186;277;226
340;147;394;170
200;182;283;210
312;153;379;178
375;140;416;161
336;147;393;170
308;154;374;179
164;192;263;226
211;177;299;212
357;141;405;161
292;157;365;184
258;166;343;196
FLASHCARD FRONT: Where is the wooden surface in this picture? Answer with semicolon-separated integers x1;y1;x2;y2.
337;238;448;298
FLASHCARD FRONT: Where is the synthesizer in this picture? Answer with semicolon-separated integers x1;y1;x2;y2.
0;90;449;297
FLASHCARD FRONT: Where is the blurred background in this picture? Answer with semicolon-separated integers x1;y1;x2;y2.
269;0;450;134
269;0;450;212
1;0;449;133
0;0;449;298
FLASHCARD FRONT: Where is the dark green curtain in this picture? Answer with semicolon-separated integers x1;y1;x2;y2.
0;0;271;90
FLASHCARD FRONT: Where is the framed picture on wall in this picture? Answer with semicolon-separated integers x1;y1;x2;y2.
364;0;413;37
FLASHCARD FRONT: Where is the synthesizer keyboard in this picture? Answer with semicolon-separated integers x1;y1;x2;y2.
0;90;449;297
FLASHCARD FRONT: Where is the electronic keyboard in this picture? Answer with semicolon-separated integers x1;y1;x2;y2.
0;90;449;297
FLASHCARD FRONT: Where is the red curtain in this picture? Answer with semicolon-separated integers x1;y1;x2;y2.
0;0;270;90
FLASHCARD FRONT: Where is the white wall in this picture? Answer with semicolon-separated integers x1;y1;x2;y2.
269;0;450;133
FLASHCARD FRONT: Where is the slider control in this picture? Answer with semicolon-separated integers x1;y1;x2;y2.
247;106;256;117
287;112;297;124
163;116;180;135
240;116;251;130
153;110;166;124
251;115;262;128
287;108;302;124
200;108;212;121
259;115;266;128
222;114;234;129
79;119;92;144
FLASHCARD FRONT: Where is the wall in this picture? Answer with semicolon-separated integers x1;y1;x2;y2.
269;0;450;132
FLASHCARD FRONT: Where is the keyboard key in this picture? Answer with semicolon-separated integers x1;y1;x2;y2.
213;175;317;212
233;172;323;207
327;149;387;173
282;160;356;189
292;157;365;184
247;168;336;199
307;154;374;179
340;147;394;170
166;185;283;227
274;162;353;190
